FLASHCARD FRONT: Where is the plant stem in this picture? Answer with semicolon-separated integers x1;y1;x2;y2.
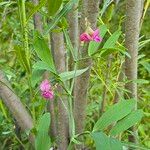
20;0;30;64
18;0;35;121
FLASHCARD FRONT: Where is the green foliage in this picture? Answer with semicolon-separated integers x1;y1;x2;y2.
93;100;136;132
31;70;44;87
110;109;143;136
27;0;47;22
100;0;114;16
88;25;107;56
33;61;53;71
0;0;149;149
59;67;89;81
15;45;31;73
33;32;56;73
35;113;51;150
103;30;121;49
47;0;62;16
44;0;78;34
91;132;123;150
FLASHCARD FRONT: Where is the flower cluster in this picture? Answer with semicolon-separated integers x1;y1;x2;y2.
80;27;102;42
40;79;54;100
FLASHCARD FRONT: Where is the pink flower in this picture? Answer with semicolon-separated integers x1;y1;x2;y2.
80;28;102;42
80;33;92;42
91;29;102;42
40;79;54;100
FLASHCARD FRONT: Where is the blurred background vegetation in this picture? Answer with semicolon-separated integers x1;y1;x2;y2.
0;0;149;149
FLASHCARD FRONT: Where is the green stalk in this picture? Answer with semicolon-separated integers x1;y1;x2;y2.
18;0;35;121
0;100;9;121
18;0;30;64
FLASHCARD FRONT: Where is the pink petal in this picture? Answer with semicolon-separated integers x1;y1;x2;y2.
92;29;100;39
94;36;102;42
42;90;54;100
40;79;51;92
92;29;102;42
80;32;92;42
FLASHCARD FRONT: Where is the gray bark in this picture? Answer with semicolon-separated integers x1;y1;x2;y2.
51;31;69;150
125;0;142;143
68;3;79;50
74;0;100;136
68;3;79;70
0;71;34;145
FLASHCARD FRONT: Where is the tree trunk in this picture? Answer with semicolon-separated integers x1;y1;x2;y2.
0;71;34;145
68;3;79;70
74;0;100;136
51;31;69;150
125;0;142;143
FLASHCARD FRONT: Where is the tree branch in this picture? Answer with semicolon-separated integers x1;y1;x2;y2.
0;71;34;144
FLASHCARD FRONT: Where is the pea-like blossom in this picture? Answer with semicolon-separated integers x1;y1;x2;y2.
80;28;102;42
40;79;54;100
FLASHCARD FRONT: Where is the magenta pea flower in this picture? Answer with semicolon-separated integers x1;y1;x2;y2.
80;32;92;42
80;27;102;42
40;79;54;100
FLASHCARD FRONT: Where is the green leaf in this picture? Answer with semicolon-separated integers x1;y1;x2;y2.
27;0;47;23
132;79;149;84
100;24;108;38
100;0;113;16
88;41;100;56
88;25;107;56
33;32;56;73
44;0;78;35
99;48;120;57
103;30;121;49
105;3;115;22
93;100;136;132
63;29;75;59
59;67;89;81
140;61;150;73
110;110;143;136
33;61;54;72
47;0;62;16
35;113;51;150
139;39;150;50
31;70;44;87
91;132;123;150
15;45;30;73
0;1;15;6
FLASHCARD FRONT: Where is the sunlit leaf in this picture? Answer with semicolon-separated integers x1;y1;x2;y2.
27;0;47;23
33;32;56;73
47;0;62;16
35;113;51;150
88;25;107;56
44;0;78;35
59;67;89;81
103;30;121;49
110;110;143;136
93;100;136;132
31;69;44;87
91;132;123;150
